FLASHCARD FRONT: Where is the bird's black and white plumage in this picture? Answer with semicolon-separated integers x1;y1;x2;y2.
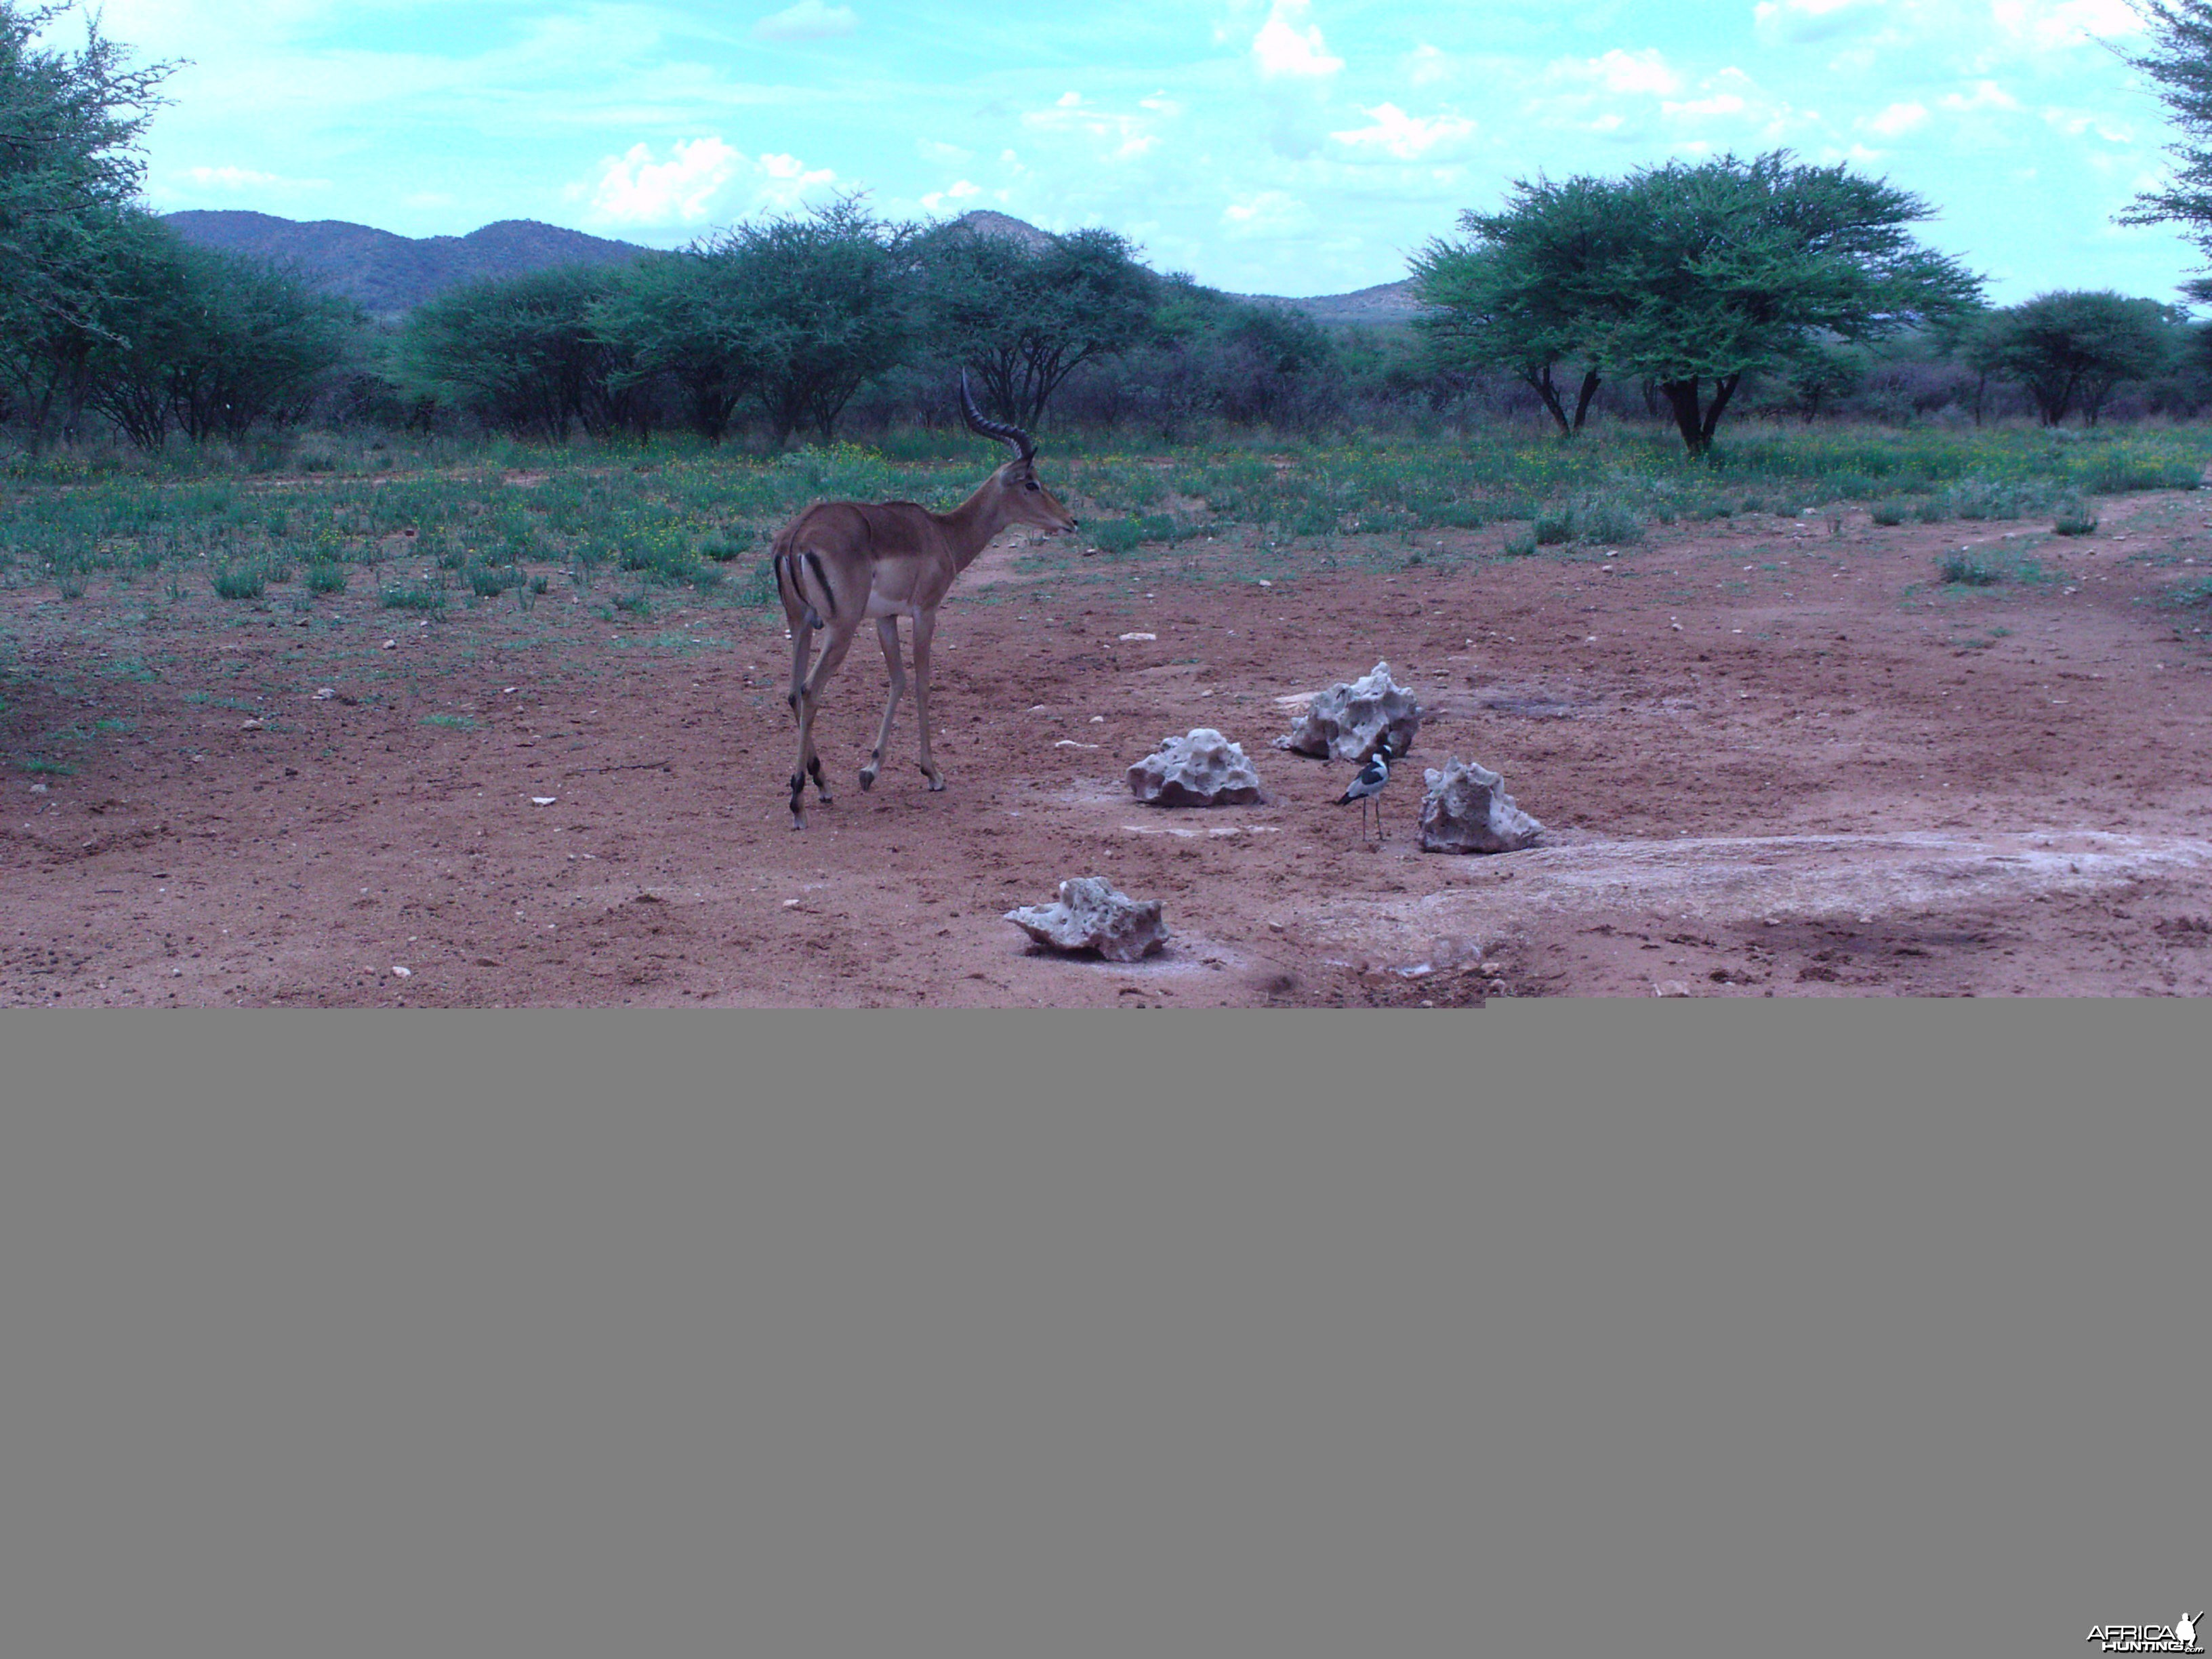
1336;745;1393;840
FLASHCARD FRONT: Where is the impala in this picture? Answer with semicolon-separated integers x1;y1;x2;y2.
772;374;1079;827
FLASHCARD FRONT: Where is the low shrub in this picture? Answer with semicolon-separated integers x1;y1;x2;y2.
1938;551;2002;586
211;562;266;600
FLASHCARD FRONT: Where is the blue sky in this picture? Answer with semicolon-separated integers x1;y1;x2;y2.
75;0;2209;304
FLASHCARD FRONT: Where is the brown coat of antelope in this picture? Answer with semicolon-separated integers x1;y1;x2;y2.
771;375;1080;827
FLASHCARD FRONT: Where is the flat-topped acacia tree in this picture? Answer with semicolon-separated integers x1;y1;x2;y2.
1416;152;1985;455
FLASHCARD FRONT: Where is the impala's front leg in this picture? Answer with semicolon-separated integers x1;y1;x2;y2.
910;609;945;792
860;616;904;793
790;619;859;827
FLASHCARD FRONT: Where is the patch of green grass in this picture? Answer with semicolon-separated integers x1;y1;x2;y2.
1870;499;1910;526
2052;504;2100;536
1938;551;2003;586
211;562;268;600
304;560;348;594
20;756;75;775
103;658;160;682
380;585;445;613
1094;512;1182;554
2167;574;2212;609
421;712;477;730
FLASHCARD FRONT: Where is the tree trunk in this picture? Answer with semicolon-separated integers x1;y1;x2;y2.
1700;372;1742;447
1571;369;1602;433
1521;364;1570;436
1660;373;1744;456
1662;379;1706;455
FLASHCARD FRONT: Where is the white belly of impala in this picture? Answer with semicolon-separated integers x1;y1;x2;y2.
863;592;920;620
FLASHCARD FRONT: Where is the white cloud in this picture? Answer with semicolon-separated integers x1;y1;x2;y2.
1865;100;1927;137
920;179;982;213
2042;104;2136;144
752;1;859;43
573;139;837;228
1569;48;1683;98
1330;102;1477;161
186;165;274;189
154;163;331;205
1991;0;2143;49
1942;80;2024;113
1752;0;1886;46
1019;98;1162;161
1252;0;1343;81
1222;189;1314;237
1408;43;1454;88
1666;92;1748;119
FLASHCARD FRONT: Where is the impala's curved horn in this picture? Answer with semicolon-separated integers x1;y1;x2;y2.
959;371;1034;463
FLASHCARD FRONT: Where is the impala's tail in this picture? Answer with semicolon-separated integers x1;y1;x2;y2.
771;539;830;631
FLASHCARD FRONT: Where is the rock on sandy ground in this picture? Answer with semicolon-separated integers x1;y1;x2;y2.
1276;661;1422;762
1419;757;1544;854
1004;877;1169;961
1128;728;1265;806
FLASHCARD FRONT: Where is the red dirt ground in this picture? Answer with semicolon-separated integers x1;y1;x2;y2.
7;489;2212;1004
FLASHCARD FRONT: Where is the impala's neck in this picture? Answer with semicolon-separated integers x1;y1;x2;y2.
941;474;1019;572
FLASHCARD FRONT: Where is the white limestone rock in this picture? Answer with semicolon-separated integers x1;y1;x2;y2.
1418;758;1545;855
1128;727;1265;806
1005;877;1169;962
1275;661;1422;762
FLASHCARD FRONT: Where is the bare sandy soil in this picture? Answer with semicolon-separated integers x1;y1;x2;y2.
7;488;2212;1004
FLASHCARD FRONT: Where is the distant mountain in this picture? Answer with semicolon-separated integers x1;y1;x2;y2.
161;211;651;319
161;208;1422;326
943;209;1058;254
1231;279;1424;327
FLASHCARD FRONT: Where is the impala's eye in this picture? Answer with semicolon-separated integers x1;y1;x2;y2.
1024;480;1040;492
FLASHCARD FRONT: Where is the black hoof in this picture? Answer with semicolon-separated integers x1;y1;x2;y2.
859;769;876;792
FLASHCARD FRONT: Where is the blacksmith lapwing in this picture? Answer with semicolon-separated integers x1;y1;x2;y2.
1336;737;1400;842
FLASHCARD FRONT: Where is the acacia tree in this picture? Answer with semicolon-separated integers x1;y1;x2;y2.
1963;291;2179;426
1416;153;1983;455
918;222;1156;430
606;198;914;446
1410;176;1614;437
590;250;746;440
2120;1;2212;291
0;0;173;447
398;265;648;440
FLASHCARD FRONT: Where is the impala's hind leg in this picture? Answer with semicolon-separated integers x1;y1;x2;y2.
860;616;904;792
785;612;816;827
910;609;945;792
789;619;860;827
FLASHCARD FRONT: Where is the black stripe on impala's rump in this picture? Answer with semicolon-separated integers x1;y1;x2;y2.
803;551;837;618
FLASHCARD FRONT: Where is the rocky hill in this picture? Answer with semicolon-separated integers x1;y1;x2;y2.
161;212;650;319
161;208;1422;325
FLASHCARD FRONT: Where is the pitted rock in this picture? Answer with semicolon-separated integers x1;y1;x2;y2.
1128;727;1265;806
1418;757;1545;855
1275;661;1422;762
1004;877;1169;962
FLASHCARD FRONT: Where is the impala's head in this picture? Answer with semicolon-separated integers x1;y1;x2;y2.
961;371;1079;535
